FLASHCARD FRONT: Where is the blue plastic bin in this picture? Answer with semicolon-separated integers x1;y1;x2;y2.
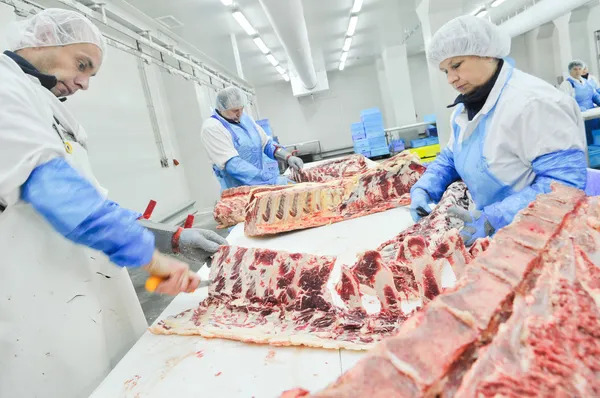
356;150;371;157
368;135;387;148
425;137;439;146
352;131;366;140
370;147;390;157
353;139;370;151
411;138;429;148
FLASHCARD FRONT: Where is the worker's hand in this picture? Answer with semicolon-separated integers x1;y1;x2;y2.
287;156;304;171
410;188;434;222
143;251;200;295
179;228;228;264
447;206;495;247
276;176;296;185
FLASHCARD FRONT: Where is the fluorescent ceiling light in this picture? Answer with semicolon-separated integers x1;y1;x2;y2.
475;9;488;17
347;16;358;36
340;51;348;63
491;0;507;7
253;37;269;54
276;65;285;75
266;54;279;66
351;0;363;13
339;60;346;71
283;74;290;81
343;37;353;52
232;11;256;35
220;0;233;5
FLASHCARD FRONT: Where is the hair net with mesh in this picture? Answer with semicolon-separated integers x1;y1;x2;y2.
215;87;247;112
427;15;511;67
7;8;106;60
569;60;585;71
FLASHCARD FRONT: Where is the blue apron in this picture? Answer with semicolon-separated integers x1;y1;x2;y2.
568;77;596;111
211;112;278;191
451;66;515;210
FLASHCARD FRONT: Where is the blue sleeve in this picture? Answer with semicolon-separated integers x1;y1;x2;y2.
21;158;155;267
483;149;587;230
225;156;279;186
410;147;461;202
593;90;600;107
263;139;279;159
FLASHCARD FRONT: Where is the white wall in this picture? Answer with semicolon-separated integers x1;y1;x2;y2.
407;53;435;122
537;36;559;86
66;47;193;220
570;20;590;67
510;34;531;74
587;4;600;78
255;63;386;152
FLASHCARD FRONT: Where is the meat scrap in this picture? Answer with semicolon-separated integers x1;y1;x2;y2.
245;152;425;237
287;183;599;397
290;154;369;183
151;183;480;351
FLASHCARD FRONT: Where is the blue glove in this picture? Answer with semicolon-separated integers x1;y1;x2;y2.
276;176;295;185
410;188;434;222
447;206;495;246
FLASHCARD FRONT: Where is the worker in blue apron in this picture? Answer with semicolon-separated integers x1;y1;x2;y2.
410;16;587;246
200;87;303;191
560;60;600;145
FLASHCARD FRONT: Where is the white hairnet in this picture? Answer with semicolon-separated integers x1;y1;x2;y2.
569;60;585;71
427;15;511;67
215;87;247;111
7;8;106;59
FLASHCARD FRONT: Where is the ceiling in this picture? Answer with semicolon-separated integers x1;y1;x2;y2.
120;0;596;87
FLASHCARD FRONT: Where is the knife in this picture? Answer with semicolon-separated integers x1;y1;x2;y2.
145;275;212;293
416;206;430;218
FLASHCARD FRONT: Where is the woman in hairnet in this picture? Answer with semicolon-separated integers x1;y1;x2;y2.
201;87;303;190
0;8;226;398
410;16;587;246
560;60;600;145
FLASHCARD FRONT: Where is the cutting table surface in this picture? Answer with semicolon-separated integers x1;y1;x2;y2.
91;199;451;397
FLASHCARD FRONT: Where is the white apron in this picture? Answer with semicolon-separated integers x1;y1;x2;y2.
0;85;148;397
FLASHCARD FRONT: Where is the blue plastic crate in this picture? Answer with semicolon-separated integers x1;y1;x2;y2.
360;107;382;117
365;127;385;137
356;149;371;157
361;116;384;126
425;137;439;146
352;131;366;141
368;135;387;148
351;122;365;131
411;138;429;148
390;139;405;152
370;147;390;157
353;139;370;151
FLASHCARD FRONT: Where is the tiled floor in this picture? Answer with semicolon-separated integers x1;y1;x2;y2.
127;213;228;324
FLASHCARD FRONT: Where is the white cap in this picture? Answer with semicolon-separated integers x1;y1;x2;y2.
427;15;510;67
7;8;106;60
215;87;247;111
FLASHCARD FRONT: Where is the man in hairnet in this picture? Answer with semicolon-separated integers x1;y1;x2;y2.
560;59;600;145
410;16;587;246
201;86;303;190
0;8;225;397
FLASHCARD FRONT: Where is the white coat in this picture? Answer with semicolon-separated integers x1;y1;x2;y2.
0;53;147;397
448;62;586;193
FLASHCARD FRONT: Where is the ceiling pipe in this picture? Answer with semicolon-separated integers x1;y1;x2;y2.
499;0;592;37
258;0;318;90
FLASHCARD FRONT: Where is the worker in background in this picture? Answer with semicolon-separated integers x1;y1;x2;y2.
201;87;303;190
0;9;226;398
410;16;587;246
560;60;600;145
582;64;600;93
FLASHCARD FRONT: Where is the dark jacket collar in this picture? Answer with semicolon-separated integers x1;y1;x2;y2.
447;58;504;121
3;50;66;101
216;109;240;125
